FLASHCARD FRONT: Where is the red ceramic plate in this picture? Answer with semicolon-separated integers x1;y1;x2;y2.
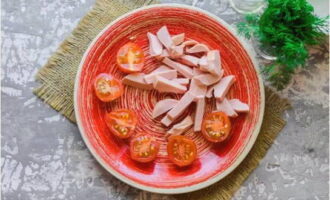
74;4;264;194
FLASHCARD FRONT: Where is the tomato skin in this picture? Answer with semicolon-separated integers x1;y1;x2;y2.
116;42;145;73
167;135;197;167
94;73;123;102
130;135;160;163
201;112;231;143
105;109;137;139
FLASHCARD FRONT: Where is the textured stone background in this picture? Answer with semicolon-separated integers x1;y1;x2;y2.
1;0;329;199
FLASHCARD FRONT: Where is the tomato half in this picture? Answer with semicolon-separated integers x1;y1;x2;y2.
201;112;231;143
130;135;160;163
117;42;144;73
167;135;197;167
94;73;123;102
105;109;137;139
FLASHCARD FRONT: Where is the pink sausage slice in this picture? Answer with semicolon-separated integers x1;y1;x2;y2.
152;99;179;119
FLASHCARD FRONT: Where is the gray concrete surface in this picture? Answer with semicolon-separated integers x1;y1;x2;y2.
1;0;329;199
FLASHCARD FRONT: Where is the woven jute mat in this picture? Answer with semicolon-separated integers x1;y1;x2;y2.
34;0;291;199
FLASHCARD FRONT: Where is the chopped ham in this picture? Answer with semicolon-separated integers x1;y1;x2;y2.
214;75;235;101
229;99;249;113
157;26;173;49
144;69;177;84
172;33;185;46
205;84;216;98
179;55;200;66
150;65;171;73
173;78;190;86
122;73;153;90
169;45;184;58
181;40;198;48
162;57;193;78
194;71;223;86
153;76;187;94
189;78;207;100
167;92;195;120
194;98;205;132
156;49;169;60
167;115;193;135
186;43;209;54
216;98;238;117
193;67;204;76
152;99;178;118
198;56;208;70
161;115;173;127
206;50;222;75
147;32;163;56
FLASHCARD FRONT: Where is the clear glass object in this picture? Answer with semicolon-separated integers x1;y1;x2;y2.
192;0;229;14
229;0;266;14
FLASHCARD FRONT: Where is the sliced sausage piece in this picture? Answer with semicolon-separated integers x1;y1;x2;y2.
189;78;207;101
193;67;204;76
194;71;223;86
153;76;187;94
161;115;174;127
179;55;200;67
169;45;184;58
156;49;170;61
152;99;179;119
229;99;249;113
172;33;185;46
167;115;193;135
194;98;205;132
122;73;153;90
144;69;177;84
150;65;171;73
186;43;209;54
198;56;208;70
147;32;163;56
216;98;238;117
162;57;194;78
181;40;198;48
167;92;195;120
205;84;216;98
157;26;173;49
206;50;222;75
214;75;236;101
172;78;190;86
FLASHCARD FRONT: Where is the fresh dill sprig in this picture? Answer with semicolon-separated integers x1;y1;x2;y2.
237;0;328;90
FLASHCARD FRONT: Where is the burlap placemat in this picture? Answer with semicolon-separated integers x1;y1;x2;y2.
34;0;291;199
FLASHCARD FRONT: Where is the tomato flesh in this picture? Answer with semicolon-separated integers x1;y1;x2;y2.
167;135;197;167
105;109;137;139
130;135;160;163
117;42;144;73
94;73;123;102
202;112;231;143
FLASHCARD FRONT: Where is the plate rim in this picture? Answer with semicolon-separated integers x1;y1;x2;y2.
74;3;265;194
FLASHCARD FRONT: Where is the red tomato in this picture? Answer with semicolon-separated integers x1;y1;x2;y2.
167;135;197;167
201;112;231;143
94;73;123;102
105;109;137;139
130;135;160;163
116;42;145;73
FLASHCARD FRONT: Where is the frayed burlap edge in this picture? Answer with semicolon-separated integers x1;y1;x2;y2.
34;1;291;199
33;0;155;122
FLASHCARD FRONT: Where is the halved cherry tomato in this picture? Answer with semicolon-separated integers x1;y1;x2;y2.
130;135;160;163
116;42;145;73
167;135;197;167
201;112;231;143
105;109;137;139
94;73;123;102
